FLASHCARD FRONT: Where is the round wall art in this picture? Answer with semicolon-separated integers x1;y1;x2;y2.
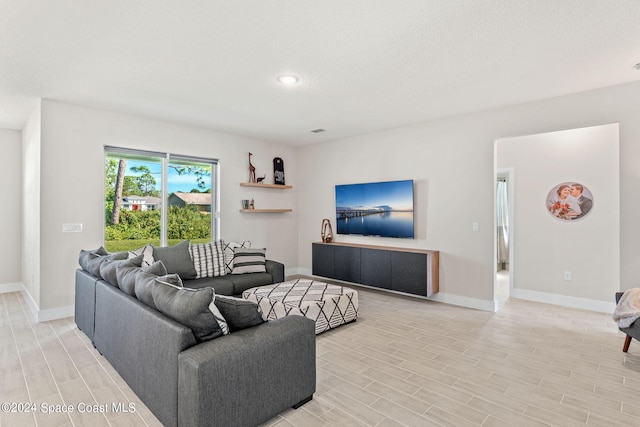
546;182;593;221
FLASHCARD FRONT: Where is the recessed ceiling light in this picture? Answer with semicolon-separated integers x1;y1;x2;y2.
634;63;640;70
278;75;299;85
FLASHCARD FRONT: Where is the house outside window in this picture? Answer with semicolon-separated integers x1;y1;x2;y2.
104;147;218;252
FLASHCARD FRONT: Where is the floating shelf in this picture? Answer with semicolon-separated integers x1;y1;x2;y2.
240;209;293;213
240;182;292;189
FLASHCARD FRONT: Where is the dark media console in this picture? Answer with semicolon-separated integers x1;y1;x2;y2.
312;242;439;297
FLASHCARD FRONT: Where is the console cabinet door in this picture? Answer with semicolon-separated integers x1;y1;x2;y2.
334;245;361;283
360;248;392;289
392;251;428;296
312;243;335;278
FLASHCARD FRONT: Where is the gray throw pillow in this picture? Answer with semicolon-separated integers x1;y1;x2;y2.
78;246;109;272
135;273;182;309
116;261;168;296
100;254;143;287
86;251;128;277
152;240;197;280
214;295;264;332
152;283;225;342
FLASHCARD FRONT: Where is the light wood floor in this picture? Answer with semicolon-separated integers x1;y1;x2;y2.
2;283;639;427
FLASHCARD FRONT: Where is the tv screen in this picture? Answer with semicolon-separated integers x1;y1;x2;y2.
335;179;414;239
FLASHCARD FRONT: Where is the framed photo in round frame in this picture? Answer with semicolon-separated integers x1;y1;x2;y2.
546;182;593;221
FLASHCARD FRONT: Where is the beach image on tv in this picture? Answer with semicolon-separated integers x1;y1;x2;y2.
335;180;414;238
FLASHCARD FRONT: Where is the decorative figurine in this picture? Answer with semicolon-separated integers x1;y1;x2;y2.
250;198;255;209
321;219;333;243
256;174;266;183
273;157;285;185
248;152;256;183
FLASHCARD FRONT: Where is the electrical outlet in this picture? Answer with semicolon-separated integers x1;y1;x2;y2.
472;222;479;232
564;271;572;281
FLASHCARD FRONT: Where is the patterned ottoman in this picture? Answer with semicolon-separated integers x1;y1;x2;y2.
242;279;358;334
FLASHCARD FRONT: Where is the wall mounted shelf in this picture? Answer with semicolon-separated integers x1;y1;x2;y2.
240;182;292;189
240;182;293;212
239;209;292;213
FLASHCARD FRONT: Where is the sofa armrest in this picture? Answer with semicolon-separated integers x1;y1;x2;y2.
178;315;316;427
266;259;284;283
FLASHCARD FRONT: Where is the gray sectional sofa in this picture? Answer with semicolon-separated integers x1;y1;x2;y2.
74;242;316;427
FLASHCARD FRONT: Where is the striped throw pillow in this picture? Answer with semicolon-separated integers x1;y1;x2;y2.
231;248;266;274
189;241;226;278
222;240;251;273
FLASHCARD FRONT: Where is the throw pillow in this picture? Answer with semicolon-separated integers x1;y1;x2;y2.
78;246;109;272
214;295;264;332
222;240;251;273
116;261;168;296
231;248;266;274
128;244;154;267
151;282;228;342
86;251;128;277
152;240;197;280
100;254;143;287
189;241;226;279
136;273;182;309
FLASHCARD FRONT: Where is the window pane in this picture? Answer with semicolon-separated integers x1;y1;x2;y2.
167;159;213;246
104;153;163;252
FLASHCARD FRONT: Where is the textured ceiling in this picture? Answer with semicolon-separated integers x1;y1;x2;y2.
1;0;639;146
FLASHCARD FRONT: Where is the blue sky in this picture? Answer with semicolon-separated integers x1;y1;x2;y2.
335;180;413;211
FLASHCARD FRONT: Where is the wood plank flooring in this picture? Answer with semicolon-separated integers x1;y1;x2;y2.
1;282;638;426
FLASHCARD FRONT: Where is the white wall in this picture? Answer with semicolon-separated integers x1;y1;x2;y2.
14;80;640;317
34;100;297;314
297;80;640;311
22;103;41;307
497;124;619;308
0;129;22;286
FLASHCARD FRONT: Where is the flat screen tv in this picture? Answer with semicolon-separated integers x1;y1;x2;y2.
335;179;414;239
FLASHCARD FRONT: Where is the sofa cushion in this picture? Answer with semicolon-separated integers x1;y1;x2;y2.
152;283;226;342
189;241;226;279
128;244;154;267
87;251;128;277
222;240;251;273
117;261;168;296
182;276;235;296
78;246;109;272
136;273;182;309
152;240;197;280
100;254;143;287
231;248;266;274
214;295;264;332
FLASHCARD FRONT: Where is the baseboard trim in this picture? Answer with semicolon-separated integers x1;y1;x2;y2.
511;288;616;314
0;282;23;293
0;282;74;322
428;292;497;312
288;267;310;277
36;304;75;323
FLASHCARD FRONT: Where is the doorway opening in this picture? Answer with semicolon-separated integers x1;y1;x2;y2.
496;168;514;307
